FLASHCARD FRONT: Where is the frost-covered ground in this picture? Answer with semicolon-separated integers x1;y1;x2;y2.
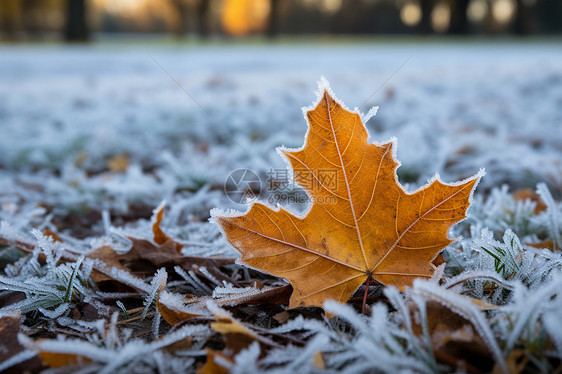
2;41;561;214
1;41;562;373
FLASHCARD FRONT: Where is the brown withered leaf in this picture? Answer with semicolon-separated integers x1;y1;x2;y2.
86;245;132;283
152;201;183;252
157;279;206;325
513;188;547;214
121;202;232;277
411;300;493;373
197;349;231;374
0;311;43;373
119;237;231;276
38;350;91;369
526;240;559;250
107;154;129;173
313;352;326;370
87;202;233;284
493;349;528;374
213;80;482;309
42;229;63;243
158;283;292;326
197;305;281;373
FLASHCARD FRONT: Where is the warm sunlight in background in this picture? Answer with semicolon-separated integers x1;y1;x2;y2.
492;0;516;24
400;1;422;27
0;0;555;39
91;0;518;35
468;0;488;23
221;0;269;36
98;0;140;14
432;3;451;33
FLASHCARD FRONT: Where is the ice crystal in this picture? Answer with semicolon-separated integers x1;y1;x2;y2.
31;322;211;374
0;233;94;319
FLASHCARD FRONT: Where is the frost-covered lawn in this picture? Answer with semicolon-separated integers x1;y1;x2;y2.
1;40;562;373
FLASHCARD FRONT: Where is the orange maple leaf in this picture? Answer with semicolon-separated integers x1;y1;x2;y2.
212;79;483;309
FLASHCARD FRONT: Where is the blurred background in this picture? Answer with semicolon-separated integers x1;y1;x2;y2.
1;0;561;42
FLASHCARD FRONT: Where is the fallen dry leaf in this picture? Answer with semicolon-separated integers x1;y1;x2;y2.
197;349;231;374
272;311;289;324
213;80;482;309
152;201;183;252
86;245;132;283
158;283;292;326
210;319;260;352
493;349;527;374
157;283;206;325
38;350;91;369
313;352;326;370
87;202;233;285
42;229;63;243
119;237;232;277
526;240;559;250
513;188;547;214
0;311;43;373
197;305;281;373
107;154;129;173
411;300;492;373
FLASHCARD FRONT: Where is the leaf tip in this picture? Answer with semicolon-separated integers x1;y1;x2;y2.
305;76;342;115
476;167;486;179
317;75;331;93
361;105;379;123
209;209;226;226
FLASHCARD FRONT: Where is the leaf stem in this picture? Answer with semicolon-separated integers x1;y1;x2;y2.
362;276;371;315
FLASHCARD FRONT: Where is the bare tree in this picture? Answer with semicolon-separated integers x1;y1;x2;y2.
0;0;19;41
418;0;435;34
449;0;470;34
267;0;280;38
197;0;210;37
64;0;89;42
513;0;536;34
170;0;190;37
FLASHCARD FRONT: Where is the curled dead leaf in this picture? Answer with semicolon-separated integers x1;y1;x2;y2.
152;201;183;252
157;284;291;326
157;290;207;326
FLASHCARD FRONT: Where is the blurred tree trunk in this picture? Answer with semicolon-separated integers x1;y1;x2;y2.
483;0;497;34
536;0;562;33
267;0;280;38
22;0;42;37
513;0;535;34
449;0;470;34
0;0;20;40
418;0;434;34
197;0;210;38
171;0;189;38
64;0;89;42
